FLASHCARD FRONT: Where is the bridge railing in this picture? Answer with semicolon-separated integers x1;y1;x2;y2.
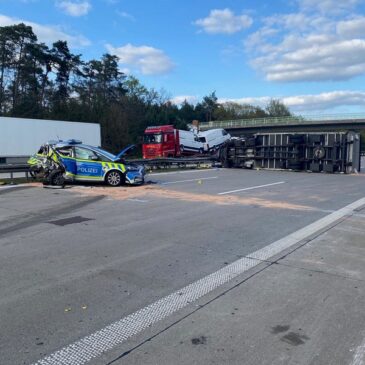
200;113;365;130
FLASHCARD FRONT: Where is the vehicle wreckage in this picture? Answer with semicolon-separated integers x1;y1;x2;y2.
28;140;145;187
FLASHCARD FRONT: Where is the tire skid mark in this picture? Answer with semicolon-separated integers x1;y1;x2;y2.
0;195;104;238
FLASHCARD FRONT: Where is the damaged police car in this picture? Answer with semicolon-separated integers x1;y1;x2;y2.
28;140;145;187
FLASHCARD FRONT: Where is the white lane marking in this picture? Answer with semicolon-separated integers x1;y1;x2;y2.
218;181;285;195
351;337;365;365
147;169;218;176
161;176;218;185
127;198;149;203
0;184;26;190
32;197;365;365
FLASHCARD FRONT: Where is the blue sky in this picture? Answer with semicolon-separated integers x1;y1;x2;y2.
1;0;365;113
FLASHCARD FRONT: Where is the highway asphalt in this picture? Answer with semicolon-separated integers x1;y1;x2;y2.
0;167;365;365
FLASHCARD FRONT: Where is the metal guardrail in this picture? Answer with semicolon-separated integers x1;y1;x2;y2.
129;156;218;165
0;157;218;179
0;164;29;173
200;113;365;130
0;164;30;182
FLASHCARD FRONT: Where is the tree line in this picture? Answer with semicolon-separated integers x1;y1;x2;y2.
0;23;292;153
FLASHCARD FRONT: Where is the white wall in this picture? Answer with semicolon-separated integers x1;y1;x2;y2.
0;117;101;157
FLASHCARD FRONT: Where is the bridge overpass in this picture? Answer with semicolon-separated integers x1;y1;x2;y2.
199;113;365;135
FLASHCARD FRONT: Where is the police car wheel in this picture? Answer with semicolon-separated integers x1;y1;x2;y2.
106;170;123;186
50;170;65;187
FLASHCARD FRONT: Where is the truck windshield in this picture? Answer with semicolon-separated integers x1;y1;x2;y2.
144;134;163;143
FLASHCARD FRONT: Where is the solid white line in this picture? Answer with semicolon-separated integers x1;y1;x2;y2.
161;176;218;185
218;181;285;195
351;337;365;365
147;169;217;176
127;198;149;203
32;197;365;365
0;184;26;190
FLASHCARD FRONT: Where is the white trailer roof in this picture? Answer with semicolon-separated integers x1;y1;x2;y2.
0;117;101;157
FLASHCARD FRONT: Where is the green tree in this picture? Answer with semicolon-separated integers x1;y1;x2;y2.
265;99;291;117
50;41;81;118
195;91;219;122
0;25;17;113
178;100;196;126
216;102;268;120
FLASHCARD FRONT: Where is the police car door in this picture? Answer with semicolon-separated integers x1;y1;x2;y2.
74;147;103;180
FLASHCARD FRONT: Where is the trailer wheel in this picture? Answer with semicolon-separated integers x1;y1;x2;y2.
313;146;326;160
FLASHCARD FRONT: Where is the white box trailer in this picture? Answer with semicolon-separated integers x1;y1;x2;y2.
0;116;101;163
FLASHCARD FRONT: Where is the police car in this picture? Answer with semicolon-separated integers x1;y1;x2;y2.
29;140;145;186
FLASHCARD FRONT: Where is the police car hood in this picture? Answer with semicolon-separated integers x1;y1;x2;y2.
113;144;136;161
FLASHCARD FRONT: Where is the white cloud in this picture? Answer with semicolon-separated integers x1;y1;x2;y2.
0;14;90;48
283;91;365;111
337;16;365;38
219;91;365;112
116;10;135;21
56;1;91;17
258;39;365;82
106;43;174;75
246;1;365;82
195;8;252;34
170;95;199;105
298;0;360;14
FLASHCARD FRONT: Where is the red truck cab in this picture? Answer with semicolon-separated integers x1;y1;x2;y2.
142;125;181;159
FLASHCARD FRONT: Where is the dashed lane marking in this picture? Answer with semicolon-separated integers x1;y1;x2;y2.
218;181;285;195
161;176;218;185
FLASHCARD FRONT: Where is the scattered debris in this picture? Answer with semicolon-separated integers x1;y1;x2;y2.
281;332;310;346
271;325;290;334
191;336;207;345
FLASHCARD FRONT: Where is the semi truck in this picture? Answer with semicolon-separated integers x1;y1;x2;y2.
0;116;101;164
142;125;230;159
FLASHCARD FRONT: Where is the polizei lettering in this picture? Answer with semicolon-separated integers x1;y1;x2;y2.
79;167;98;174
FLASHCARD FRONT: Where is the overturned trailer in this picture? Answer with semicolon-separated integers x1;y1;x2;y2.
220;131;361;174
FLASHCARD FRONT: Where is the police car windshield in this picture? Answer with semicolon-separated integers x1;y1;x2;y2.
84;146;116;161
144;134;162;143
